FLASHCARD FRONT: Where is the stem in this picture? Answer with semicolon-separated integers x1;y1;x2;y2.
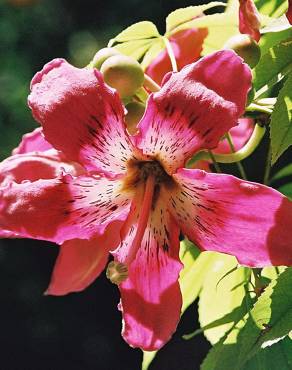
226;133;248;180
124;176;155;265
263;144;272;185
162;36;178;72
189;124;266;165
143;74;161;92
252;268;264;297
208;150;222;173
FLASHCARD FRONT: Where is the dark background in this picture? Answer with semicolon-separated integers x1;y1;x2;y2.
0;0;212;369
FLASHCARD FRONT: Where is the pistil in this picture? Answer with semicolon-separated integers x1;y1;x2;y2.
124;174;155;265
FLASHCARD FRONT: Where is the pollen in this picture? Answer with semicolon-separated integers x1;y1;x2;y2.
106;261;128;285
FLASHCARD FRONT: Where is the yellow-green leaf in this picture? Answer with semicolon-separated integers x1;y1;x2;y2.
109;21;160;44
165;2;226;33
199;254;249;344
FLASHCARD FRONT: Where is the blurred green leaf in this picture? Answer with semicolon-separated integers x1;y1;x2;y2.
270;73;292;164
271;163;292;182
255;0;288;17
278;183;292;199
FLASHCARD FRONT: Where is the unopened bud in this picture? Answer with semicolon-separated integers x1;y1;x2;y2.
224;34;261;68
90;47;121;70
101;55;144;98
125;102;145;135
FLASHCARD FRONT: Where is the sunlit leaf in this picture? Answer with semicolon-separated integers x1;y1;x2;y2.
201;268;292;370
114;39;154;60
255;0;288;17
168;13;239;56
261;15;292;33
141;38;165;70
198;254;250;344
259;28;292;56
270;73;292;164
165;2;225;33
109;21;160;44
253;37;292;99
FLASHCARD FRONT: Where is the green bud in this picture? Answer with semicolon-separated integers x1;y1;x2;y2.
125;102;145;135
224;34;261;68
100;55;144;99
90;47;121;70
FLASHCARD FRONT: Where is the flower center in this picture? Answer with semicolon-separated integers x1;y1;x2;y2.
122;158;175;192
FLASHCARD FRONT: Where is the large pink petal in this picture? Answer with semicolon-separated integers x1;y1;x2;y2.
12;127;52;155
146;28;208;85
46;221;123;295
169;168;292;267
0;175;131;244
28;58;139;177
214;118;254;154
239;0;261;42
136;50;252;174
0;149;83;186
114;193;182;350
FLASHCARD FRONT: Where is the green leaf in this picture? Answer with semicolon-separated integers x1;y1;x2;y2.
201;268;292;370
261;15;292;33
253;37;292;99
114;39;154;60
259;28;292;56
165;2;225;33
255;0;288;17
166;13;239;56
270;73;292;164
179;247;222;313
198;254;249;344
278;183;292;199
109;21;160;44
271;163;292;182
141;38;165;70
244;337;292;370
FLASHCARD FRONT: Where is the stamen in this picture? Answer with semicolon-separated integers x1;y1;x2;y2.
124;175;155;265
106;261;128;285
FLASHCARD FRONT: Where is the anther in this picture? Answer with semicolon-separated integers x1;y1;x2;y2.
106;261;128;285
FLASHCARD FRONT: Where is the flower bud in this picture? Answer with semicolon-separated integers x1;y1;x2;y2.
90;47;121;70
125;102;145;135
224;34;261;68
100;55;144;98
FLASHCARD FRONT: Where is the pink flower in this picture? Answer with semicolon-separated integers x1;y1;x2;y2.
146;28;208;85
239;0;261;42
195;118;254;171
1;51;292;351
